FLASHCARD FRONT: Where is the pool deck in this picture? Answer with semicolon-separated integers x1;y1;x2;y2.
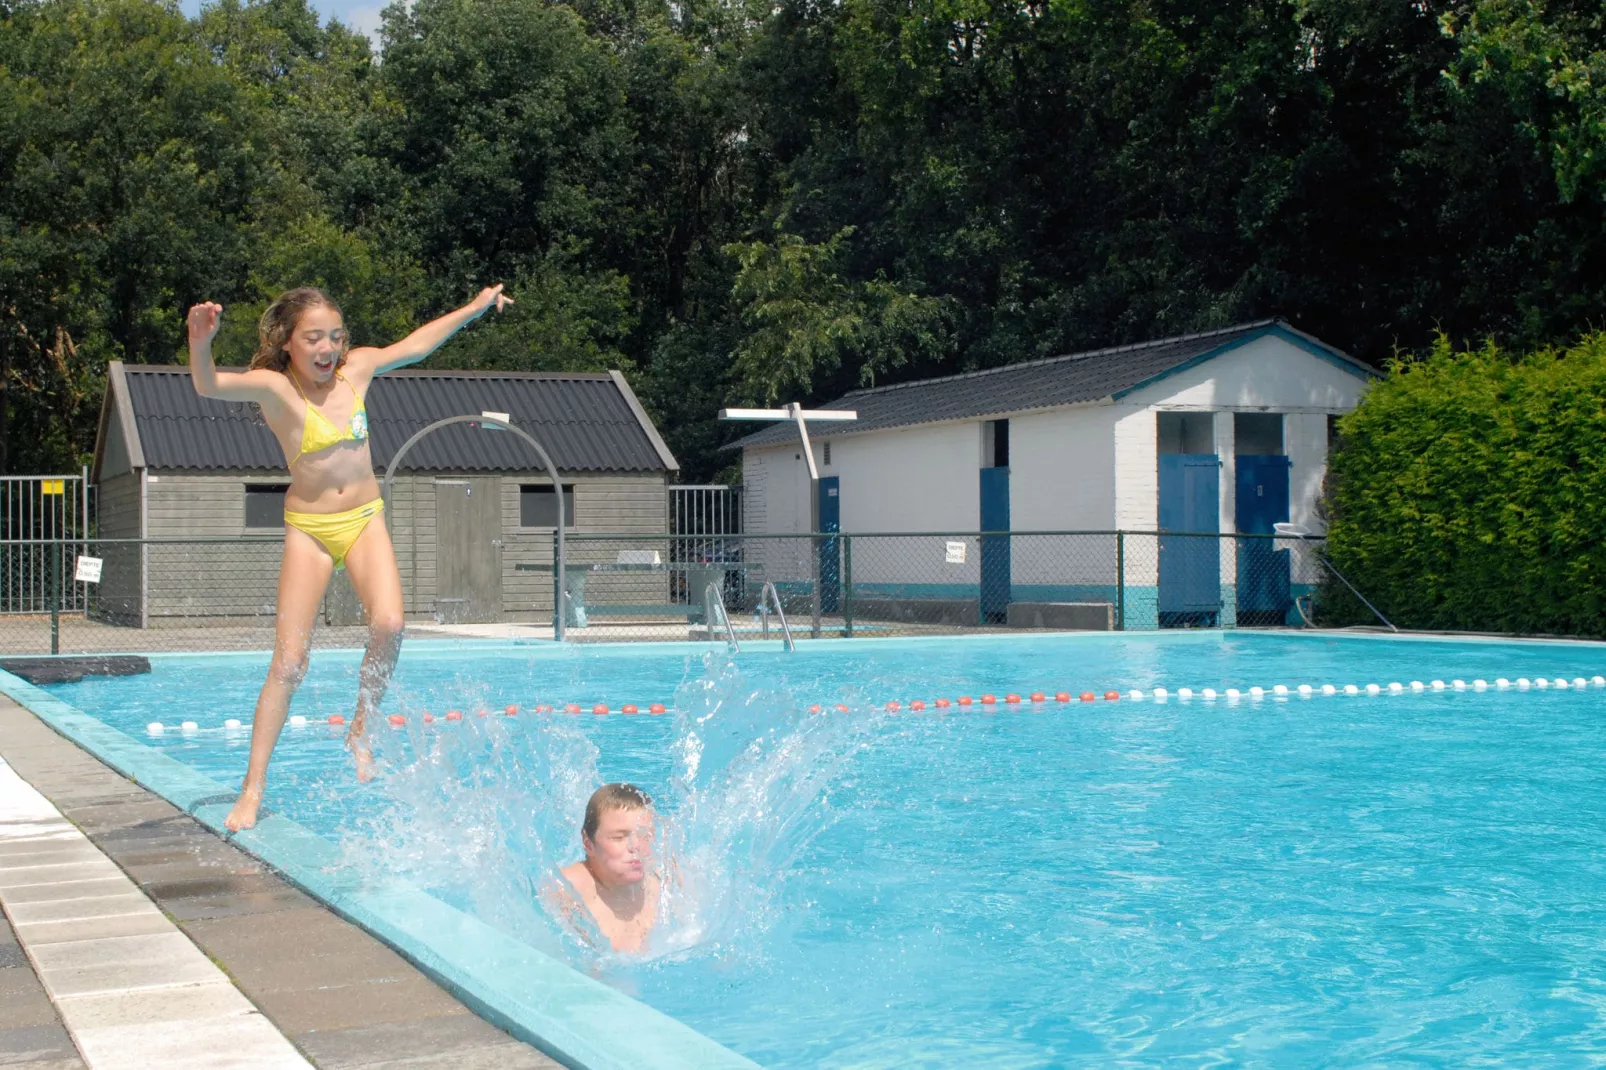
0;696;561;1070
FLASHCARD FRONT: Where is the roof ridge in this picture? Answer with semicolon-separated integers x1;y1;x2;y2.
830;319;1281;403
122;365;619;381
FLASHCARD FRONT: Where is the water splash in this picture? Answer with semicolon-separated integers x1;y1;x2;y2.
337;651;884;966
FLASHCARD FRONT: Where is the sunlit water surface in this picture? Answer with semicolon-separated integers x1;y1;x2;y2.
44;632;1606;1067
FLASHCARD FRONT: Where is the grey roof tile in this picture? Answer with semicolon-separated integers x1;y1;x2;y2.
729;320;1371;449
121;368;673;473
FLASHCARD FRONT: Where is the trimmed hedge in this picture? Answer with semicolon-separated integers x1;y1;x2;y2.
1324;332;1606;635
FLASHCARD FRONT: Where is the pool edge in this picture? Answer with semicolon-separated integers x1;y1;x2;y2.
0;669;758;1070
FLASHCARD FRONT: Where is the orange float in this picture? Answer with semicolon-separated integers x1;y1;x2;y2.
565;703;582;714
958;696;974;706
593;704;609;715
910;700;926;711
1005;693;1022;705
885;701;901;712
1104;690;1120;701
387;714;405;726
1055;692;1071;703
503;705;518;716
445;710;463;722
422;712;436;723
328;714;346;726
649;703;667;714
1030;692;1046;703
622;704;639;714
981;694;997;705
809;704;823;714
934;698;951;708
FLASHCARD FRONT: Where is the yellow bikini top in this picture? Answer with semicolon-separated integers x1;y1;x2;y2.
289;370;369;466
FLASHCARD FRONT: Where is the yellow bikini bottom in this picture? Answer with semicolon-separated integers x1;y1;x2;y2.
284;499;384;570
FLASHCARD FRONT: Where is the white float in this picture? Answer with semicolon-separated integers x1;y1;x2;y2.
224;718;242;729
1298;684;1313;697
1129;690;1144;701
289;715;308;727
180;721;198;733
1273;684;1290;697
1534;678;1549;690
1452;680;1466;691
1573;678;1588;690
1430;680;1446;691
1366;684;1382;695
1517;678;1531;690
1554;678;1570;689
1496;678;1510;689
1344;684;1360;695
1388;682;1404;694
1202;688;1218;700
1409;681;1425;693
1177;688;1193;700
1322;684;1337;696
1474;680;1489;691
146;722;164;735
1226;688;1242;700
1250;686;1265;699
1594;676;1606;687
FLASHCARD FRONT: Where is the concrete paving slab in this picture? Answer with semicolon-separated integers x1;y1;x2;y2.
0;969;63;1029
5;892;161;927
183;909;417;986
0;862;126;891
0;879;132;907
72;1012;312;1070
0;1023;81;1065
12;911;174;947
246;976;473;1034
55;981;259;1031
27;931;226;999
293;1014;559;1070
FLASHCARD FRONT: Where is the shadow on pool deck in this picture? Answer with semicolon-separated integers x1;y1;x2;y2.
0;697;562;1070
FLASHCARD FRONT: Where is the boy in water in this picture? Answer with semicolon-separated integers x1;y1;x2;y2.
554;784;660;952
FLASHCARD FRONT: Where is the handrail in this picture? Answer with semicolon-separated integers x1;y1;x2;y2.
703;584;740;651
757;581;795;651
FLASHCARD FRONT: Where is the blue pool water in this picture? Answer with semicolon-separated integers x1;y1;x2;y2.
40;632;1606;1067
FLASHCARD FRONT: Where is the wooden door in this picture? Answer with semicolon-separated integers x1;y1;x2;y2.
435;477;502;624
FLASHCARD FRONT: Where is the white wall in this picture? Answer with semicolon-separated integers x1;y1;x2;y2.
1284;412;1328;584
833;422;980;533
1133;334;1369;414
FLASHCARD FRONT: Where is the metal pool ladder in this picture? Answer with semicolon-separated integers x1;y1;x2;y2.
757;581;795;652
704;584;741;651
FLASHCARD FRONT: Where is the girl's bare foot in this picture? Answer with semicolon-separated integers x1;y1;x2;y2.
225;783;264;831
345;727;376;782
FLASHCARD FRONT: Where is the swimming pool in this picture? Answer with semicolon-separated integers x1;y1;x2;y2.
25;631;1606;1067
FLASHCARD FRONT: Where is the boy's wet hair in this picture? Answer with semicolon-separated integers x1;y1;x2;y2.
583;782;653;840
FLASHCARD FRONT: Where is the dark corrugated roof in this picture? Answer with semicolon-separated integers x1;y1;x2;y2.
120;368;675;473
730;320;1373;449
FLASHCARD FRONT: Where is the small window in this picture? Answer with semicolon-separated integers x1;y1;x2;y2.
520;485;575;528
244;485;287;529
984;419;1010;468
823;441;832;467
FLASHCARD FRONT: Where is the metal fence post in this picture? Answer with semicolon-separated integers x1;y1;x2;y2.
843;535;854;639
552;529;562;639
50;540;60;655
1115;530;1126;631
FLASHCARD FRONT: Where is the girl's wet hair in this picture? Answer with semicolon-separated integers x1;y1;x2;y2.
249;287;348;373
583;783;653;839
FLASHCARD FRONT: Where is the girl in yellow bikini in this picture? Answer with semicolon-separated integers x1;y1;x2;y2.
186;284;512;831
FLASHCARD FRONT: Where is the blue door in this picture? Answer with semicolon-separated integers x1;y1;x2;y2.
1235;455;1292;622
1158;454;1220;621
980;467;1011;620
817;476;841;613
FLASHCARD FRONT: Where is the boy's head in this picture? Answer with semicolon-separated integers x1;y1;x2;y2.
581;783;654;886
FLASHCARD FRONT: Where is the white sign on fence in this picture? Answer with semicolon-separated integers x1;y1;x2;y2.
74;555;103;584
945;541;967;565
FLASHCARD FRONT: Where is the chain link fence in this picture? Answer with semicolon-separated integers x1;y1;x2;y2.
0;530;1328;655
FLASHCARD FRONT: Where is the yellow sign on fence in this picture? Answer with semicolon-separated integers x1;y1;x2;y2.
40;480;64;496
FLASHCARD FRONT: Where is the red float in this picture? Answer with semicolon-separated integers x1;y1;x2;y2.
981;694;998;705
649;703;667;714
934;698;951;708
592;704;609;715
622;704;639;714
911;700;927;711
328;714;346;726
503;705;518;716
1104;690;1120;701
1055;692;1071;703
565;704;582;714
958;696;974;706
387;714;405;726
809;704;823;714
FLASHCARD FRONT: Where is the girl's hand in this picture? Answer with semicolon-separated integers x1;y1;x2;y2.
468;284;513;318
187;302;223;344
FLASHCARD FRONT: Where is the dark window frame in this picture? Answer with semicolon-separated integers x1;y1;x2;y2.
244;484;288;529
519;484;576;529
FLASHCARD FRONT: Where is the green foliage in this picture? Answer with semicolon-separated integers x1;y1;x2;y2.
4;0;1606;478
1325;332;1606;635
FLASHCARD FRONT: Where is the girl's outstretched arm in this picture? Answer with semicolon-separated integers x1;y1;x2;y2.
186;303;285;403
348;284;513;378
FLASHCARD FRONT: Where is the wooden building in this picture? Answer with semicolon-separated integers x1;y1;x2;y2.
90;364;677;627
